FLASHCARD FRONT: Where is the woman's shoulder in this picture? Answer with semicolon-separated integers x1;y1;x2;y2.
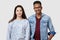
8;20;15;26
23;19;29;23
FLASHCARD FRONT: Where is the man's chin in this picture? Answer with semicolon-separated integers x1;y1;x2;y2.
36;12;40;14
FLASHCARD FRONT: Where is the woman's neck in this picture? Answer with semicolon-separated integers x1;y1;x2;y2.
16;16;23;20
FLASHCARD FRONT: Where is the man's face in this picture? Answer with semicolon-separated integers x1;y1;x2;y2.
33;3;42;14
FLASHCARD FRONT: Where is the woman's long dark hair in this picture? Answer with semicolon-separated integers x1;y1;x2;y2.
9;5;27;23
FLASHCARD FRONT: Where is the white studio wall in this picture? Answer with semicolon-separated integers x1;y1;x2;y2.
0;0;60;40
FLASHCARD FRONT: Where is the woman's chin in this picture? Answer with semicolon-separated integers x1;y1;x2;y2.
17;15;22;17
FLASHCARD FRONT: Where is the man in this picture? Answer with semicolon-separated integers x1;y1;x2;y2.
28;1;56;40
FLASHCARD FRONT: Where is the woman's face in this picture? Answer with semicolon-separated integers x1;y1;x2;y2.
16;7;23;17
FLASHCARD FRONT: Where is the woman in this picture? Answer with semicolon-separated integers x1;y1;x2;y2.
7;5;30;40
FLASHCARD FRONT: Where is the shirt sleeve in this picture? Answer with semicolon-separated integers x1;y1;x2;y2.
25;20;30;40
47;17;56;36
7;23;12;40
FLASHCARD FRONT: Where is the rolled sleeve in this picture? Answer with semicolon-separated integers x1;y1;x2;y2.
48;31;56;36
48;17;56;36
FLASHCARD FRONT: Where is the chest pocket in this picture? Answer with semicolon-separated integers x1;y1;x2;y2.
29;20;36;34
41;19;48;27
30;20;35;27
40;19;48;35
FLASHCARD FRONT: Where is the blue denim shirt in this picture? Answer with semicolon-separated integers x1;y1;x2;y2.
28;13;56;40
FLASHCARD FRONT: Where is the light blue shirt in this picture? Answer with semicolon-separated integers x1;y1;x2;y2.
28;13;56;40
7;19;30;40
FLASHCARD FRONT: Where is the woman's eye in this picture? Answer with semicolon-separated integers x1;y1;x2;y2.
16;10;19;12
20;10;22;11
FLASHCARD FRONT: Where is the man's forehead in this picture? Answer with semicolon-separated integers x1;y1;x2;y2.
34;4;41;7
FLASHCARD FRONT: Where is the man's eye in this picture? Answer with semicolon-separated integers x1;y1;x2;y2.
34;7;40;9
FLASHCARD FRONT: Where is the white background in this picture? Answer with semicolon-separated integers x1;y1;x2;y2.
0;0;60;40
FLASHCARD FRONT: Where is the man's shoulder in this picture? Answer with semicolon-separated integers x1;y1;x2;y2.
28;14;35;19
42;13;51;20
43;13;50;18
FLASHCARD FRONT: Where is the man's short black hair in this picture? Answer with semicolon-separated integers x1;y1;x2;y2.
33;1;42;5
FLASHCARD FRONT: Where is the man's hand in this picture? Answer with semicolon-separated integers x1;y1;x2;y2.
48;34;54;40
48;38;51;40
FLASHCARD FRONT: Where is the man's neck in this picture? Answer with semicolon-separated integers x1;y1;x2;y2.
36;13;42;19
